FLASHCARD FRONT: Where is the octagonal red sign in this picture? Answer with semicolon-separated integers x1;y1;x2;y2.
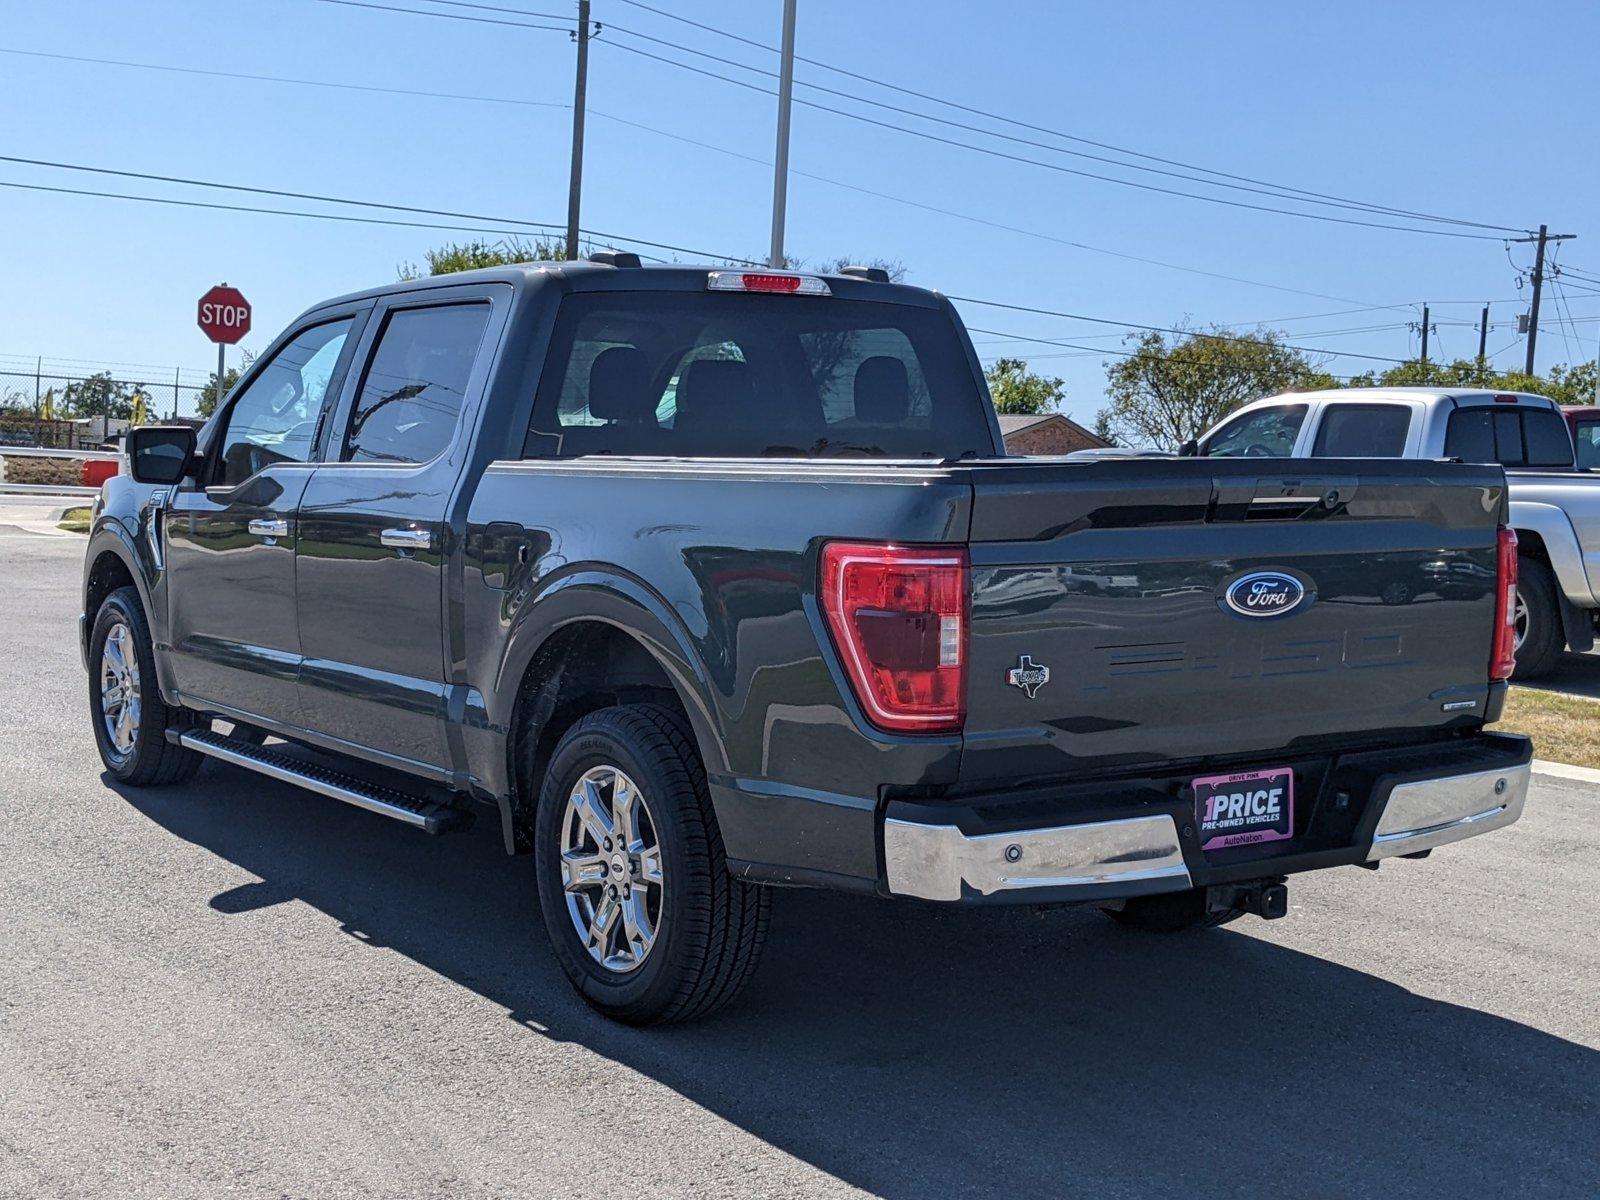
197;285;251;345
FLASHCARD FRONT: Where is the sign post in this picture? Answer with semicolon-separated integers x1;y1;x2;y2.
197;283;251;410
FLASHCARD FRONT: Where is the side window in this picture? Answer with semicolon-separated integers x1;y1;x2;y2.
1575;422;1600;469
344;303;491;465
1522;409;1575;468
1202;405;1308;458
1310;404;1411;457
214;318;353;487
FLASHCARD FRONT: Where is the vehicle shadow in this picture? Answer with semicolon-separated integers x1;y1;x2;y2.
118;765;1597;1199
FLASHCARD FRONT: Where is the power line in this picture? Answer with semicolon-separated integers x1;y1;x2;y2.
0;46;569;110
316;0;1524;240
951;296;1412;363
594;36;1509;241
0;155;756;262
4;42;1496;310
601;19;1521;234
312;0;572;32
963;325;1373;381
605;0;1526;235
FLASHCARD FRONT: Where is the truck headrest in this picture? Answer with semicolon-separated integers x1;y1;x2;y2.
854;356;910;424
588;346;655;425
674;358;755;432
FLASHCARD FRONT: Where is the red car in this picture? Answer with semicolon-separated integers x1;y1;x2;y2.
1561;405;1600;468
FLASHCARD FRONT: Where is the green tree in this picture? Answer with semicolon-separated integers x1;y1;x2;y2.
1342;357;1599;405
197;351;254;418
985;357;1065;415
61;371;138;420
1094;327;1334;451
399;236;568;279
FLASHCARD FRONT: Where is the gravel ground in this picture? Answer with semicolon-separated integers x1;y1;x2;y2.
2;531;1595;1199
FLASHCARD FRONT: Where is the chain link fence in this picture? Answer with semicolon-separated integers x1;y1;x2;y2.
0;368;210;449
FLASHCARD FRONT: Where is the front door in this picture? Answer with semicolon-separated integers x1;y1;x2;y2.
295;289;502;772
165;314;360;727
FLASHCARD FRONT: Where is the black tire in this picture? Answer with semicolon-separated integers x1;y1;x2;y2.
88;586;203;786
1103;887;1243;933
533;704;770;1024
1511;554;1563;682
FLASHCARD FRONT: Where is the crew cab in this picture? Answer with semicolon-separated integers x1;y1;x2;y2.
1192;387;1600;679
84;260;1530;1023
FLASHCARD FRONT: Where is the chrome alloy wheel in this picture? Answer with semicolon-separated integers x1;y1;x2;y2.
559;765;664;974
1513;590;1529;653
99;621;141;758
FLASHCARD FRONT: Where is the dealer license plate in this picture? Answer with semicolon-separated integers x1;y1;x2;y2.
1193;767;1294;852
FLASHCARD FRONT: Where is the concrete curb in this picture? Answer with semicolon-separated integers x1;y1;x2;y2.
1531;759;1600;784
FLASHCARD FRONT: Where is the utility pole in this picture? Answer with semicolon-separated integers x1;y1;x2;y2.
768;0;798;268
1478;304;1489;363
1419;304;1430;363
1514;224;1577;375
565;0;591;261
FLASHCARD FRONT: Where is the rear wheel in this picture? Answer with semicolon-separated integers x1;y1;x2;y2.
1103;887;1243;933
1511;554;1563;681
88;587;202;785
533;704;770;1024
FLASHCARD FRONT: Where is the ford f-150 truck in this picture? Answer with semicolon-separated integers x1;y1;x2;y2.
1190;387;1600;679
83;258;1531;1023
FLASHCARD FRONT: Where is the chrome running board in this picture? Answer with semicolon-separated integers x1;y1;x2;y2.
175;728;462;834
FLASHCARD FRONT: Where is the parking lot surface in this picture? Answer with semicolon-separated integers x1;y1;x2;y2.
2;531;1595;1199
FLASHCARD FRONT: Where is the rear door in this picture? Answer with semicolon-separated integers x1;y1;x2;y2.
294;285;505;771
959;458;1506;782
164;312;362;726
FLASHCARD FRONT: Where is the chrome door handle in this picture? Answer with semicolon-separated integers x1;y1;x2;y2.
247;517;290;538
380;527;433;551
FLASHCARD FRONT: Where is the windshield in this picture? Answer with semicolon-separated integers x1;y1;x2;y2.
524;290;995;459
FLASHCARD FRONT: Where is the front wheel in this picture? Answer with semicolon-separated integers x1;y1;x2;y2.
88;587;202;785
533;704;770;1024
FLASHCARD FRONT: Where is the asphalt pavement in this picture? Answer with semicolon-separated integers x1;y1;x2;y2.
2;527;1596;1199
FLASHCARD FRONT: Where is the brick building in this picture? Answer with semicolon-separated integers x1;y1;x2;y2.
997;412;1109;456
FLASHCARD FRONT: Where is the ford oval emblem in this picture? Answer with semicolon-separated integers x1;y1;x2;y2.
1223;571;1308;618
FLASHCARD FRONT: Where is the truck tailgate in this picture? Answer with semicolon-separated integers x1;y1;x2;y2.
959;458;1507;781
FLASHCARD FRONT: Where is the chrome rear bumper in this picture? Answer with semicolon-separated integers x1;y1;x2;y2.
883;812;1190;902
1365;761;1529;861
883;755;1530;903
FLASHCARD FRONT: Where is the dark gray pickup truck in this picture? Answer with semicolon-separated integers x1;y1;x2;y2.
83;257;1531;1023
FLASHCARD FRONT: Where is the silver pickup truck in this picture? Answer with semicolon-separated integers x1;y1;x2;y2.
1192;386;1599;679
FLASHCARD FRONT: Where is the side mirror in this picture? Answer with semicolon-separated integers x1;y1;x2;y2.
1178;438;1200;457
126;425;197;485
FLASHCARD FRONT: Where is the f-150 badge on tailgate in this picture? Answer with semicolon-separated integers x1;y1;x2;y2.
1007;655;1051;698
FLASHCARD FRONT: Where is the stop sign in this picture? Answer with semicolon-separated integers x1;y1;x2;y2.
197;284;251;345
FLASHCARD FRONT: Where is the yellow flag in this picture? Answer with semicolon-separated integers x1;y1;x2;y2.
39;387;55;421
130;392;148;426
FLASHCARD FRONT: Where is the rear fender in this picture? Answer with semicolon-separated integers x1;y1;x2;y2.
1510;500;1595;607
483;568;725;797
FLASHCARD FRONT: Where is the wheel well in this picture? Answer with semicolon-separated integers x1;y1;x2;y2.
85;551;137;624
1513;527;1549;566
504;621;688;854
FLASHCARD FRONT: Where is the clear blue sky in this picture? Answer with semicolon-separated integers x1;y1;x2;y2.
3;0;1597;422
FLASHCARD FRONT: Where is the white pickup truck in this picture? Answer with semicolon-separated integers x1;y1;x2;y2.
1190;386;1599;679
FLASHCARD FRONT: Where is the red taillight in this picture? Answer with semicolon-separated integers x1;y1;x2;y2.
1494;393;1520;404
1491;526;1519;682
820;541;967;732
